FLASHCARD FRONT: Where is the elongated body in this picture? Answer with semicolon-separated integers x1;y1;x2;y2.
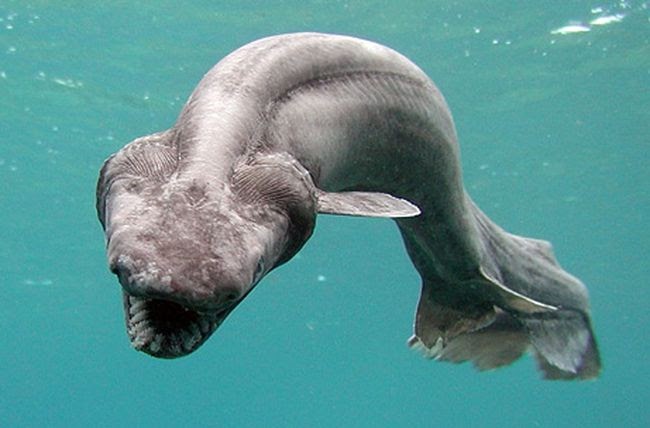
97;33;600;379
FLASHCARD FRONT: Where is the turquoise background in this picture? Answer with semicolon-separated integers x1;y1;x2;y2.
1;1;648;426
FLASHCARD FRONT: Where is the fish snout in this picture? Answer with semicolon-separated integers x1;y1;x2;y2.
109;254;245;312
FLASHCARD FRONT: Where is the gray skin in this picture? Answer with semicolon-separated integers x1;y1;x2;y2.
97;33;600;379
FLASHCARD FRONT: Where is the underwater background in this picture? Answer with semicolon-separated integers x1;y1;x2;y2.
1;1;648;426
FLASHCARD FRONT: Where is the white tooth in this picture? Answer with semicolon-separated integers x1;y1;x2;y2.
130;309;148;324
169;332;179;346
132;322;152;338
169;339;182;355
139;325;154;338
128;296;147;317
181;331;193;351
149;334;163;353
190;323;201;338
182;328;200;351
130;324;153;344
199;318;211;334
131;328;150;347
129;300;146;315
132;336;146;348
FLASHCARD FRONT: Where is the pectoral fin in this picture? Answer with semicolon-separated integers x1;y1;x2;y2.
316;189;420;218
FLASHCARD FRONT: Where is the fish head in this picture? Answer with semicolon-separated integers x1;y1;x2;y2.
97;135;316;358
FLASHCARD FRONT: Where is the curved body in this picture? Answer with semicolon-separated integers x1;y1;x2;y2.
97;33;599;379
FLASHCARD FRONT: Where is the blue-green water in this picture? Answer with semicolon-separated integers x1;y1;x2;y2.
1;1;648;426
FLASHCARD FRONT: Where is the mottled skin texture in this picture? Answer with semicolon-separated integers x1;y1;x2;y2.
97;33;600;379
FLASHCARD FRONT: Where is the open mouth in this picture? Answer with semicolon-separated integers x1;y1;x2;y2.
123;293;230;358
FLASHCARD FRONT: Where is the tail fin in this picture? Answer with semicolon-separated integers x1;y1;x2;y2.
409;291;601;379
521;310;600;379
409;202;601;379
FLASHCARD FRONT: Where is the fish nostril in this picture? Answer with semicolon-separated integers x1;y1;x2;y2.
110;263;120;275
110;261;131;281
221;291;241;305
109;255;129;276
108;257;132;288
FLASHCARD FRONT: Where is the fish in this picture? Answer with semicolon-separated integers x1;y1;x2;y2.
97;32;600;379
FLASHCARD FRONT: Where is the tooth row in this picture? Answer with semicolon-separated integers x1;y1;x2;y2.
130;308;149;324
128;297;147;316
126;295;220;355
127;296;153;348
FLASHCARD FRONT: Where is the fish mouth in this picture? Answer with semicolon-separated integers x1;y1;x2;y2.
123;292;232;358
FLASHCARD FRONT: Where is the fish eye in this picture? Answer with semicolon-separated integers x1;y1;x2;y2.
253;257;265;284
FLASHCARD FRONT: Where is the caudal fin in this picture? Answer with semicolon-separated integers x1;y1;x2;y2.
409;298;600;379
407;199;600;379
521;310;600;379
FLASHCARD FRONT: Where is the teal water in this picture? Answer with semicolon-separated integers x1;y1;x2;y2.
1;1;648;426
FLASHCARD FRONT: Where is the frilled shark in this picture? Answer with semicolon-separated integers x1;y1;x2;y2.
97;33;600;379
